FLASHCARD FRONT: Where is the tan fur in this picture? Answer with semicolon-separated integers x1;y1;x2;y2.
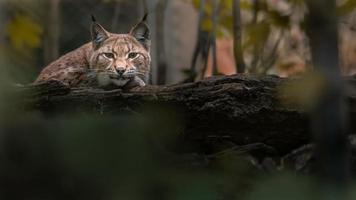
35;17;151;89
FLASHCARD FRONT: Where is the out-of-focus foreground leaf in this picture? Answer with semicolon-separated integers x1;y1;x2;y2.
6;13;42;51
338;0;356;15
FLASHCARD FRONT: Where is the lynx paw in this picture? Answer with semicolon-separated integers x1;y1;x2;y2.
124;76;146;89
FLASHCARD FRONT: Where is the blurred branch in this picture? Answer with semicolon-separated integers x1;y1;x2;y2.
260;30;284;74
249;0;260;73
186;0;213;82
211;0;220;76
155;0;168;85
188;0;206;82
232;0;245;73
199;32;212;80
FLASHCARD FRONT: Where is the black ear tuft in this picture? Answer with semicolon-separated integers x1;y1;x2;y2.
91;14;96;22
142;13;148;22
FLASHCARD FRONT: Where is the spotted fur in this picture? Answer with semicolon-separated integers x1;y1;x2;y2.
35;16;151;89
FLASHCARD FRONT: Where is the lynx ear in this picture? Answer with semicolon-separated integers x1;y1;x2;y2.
91;15;109;49
130;14;150;50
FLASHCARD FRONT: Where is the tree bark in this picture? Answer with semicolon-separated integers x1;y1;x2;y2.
307;0;349;188
15;74;356;157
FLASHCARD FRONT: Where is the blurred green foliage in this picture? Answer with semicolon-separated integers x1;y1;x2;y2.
188;0;356;36
186;0;356;74
2;108;356;199
0;109;254;200
246;174;315;200
1;1;45;83
6;13;42;51
339;0;356;15
2;98;355;199
277;71;326;110
188;0;300;36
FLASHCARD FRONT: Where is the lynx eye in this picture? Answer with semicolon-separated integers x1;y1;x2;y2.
128;52;139;59
103;53;115;59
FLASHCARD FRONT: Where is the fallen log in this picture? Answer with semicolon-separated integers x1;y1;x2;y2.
14;74;356;157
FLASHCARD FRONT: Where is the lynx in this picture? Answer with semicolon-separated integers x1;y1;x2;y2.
35;15;151;89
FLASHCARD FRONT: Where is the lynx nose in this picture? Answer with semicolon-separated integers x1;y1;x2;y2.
115;67;126;76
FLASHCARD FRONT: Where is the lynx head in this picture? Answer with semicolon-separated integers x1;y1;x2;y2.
89;15;150;88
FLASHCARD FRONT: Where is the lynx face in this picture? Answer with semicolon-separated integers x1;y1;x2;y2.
89;16;151;87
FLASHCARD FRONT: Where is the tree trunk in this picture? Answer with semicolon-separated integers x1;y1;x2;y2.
232;0;245;73
211;0;219;76
44;0;60;65
307;0;349;189
156;0;168;85
111;1;121;32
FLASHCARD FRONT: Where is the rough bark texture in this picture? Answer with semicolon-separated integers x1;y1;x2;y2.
14;74;356;172
12;75;356;166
